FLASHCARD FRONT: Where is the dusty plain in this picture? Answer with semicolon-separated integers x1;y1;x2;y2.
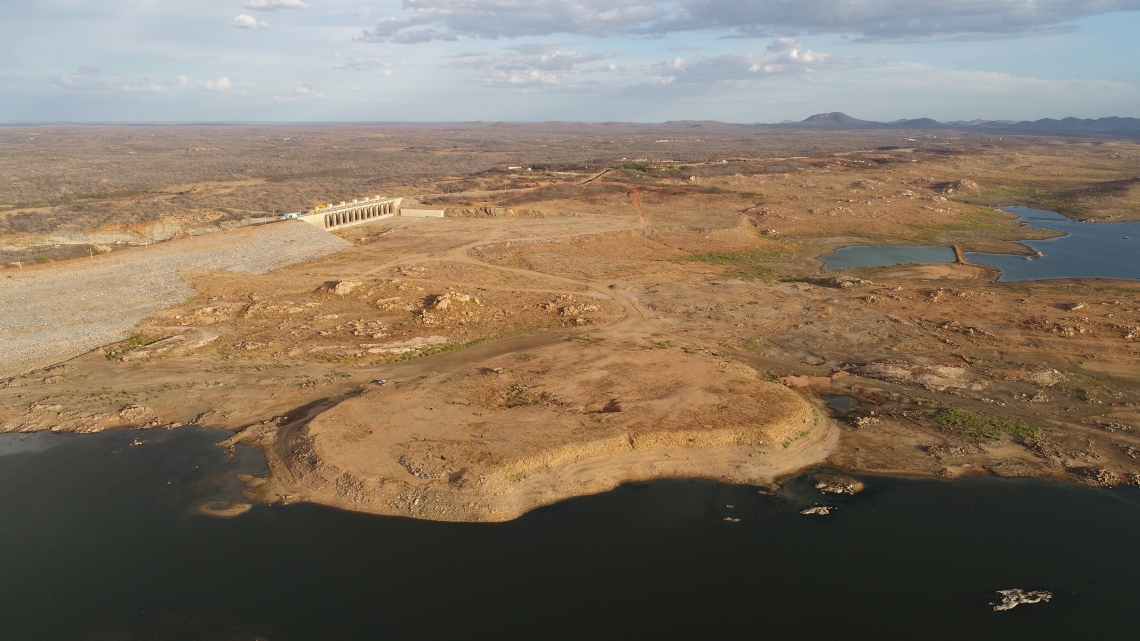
2;123;1139;521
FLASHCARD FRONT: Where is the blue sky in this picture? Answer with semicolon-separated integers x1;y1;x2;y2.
1;0;1138;122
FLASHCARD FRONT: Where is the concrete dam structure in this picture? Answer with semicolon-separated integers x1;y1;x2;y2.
296;196;403;231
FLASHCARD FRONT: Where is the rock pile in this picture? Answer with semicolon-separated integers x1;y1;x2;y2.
777;375;832;391
855;361;986;392
814;474;864;495
333;280;363;296
811;276;872;289
937;179;981;195
364;335;450;355
992;589;1052;611
420;292;482;327
1025;368;1067;387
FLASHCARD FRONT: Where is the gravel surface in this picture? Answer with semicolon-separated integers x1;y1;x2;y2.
0;221;350;379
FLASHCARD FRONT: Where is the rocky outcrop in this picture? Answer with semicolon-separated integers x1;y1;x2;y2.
778;375;832;391
333;280;364;296
814;474;864;494
117;329;219;362
993;589;1052;611
420;292;482;327
855;361;986;392
363;335;450;355
935;179;981;196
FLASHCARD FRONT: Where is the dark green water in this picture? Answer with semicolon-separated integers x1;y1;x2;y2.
821;393;857;415
3;427;1140;640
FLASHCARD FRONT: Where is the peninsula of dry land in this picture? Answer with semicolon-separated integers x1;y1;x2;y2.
1;123;1139;520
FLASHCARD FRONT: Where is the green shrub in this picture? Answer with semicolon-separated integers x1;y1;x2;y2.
105;335;163;360
685;250;792;281
931;407;1041;440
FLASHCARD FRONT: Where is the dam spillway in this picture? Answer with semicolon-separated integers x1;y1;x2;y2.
296;196;403;231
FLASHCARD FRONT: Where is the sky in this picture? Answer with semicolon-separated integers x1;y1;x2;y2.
1;0;1139;123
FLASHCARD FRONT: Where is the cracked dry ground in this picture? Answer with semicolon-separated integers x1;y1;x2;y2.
3;182;1139;521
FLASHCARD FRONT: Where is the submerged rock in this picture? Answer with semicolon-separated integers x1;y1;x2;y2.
992;589;1052;611
198;501;253;518
814;474;864;495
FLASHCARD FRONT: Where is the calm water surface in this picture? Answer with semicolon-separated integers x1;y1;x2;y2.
817;207;1139;281
965;206;1140;281
3;427;1140;639
821;393;858;415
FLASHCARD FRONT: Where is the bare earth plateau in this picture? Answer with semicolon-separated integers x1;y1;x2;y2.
2;123;1139;521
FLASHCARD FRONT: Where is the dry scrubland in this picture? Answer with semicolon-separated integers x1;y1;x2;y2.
1;123;1139;520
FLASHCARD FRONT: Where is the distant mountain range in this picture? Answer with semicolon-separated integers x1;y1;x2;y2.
771;112;1140;135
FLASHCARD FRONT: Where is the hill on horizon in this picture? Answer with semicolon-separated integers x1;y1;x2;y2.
774;112;1140;135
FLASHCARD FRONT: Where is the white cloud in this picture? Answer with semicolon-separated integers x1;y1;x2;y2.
448;43;622;88
766;38;801;53
57;70;233;93
439;38;846;93
357;0;1140;42
120;82;167;92
294;85;326;98
656;42;846;86
164;75;232;91
360;0;664;43
243;0;308;11
663;0;1140;41
332;54;396;71
452;44;616;71
202;76;232;91
475;69;565;87
232;14;271;29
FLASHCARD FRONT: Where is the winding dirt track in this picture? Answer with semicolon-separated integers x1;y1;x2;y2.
253;187;842;522
352;186;778;371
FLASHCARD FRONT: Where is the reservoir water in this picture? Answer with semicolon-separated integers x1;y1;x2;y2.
817;207;1139;281
965;206;1140;281
4;427;1140;639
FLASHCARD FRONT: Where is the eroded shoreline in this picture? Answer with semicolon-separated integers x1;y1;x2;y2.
4;152;1139;521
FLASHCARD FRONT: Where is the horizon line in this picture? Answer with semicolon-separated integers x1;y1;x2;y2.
2;114;1138;127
